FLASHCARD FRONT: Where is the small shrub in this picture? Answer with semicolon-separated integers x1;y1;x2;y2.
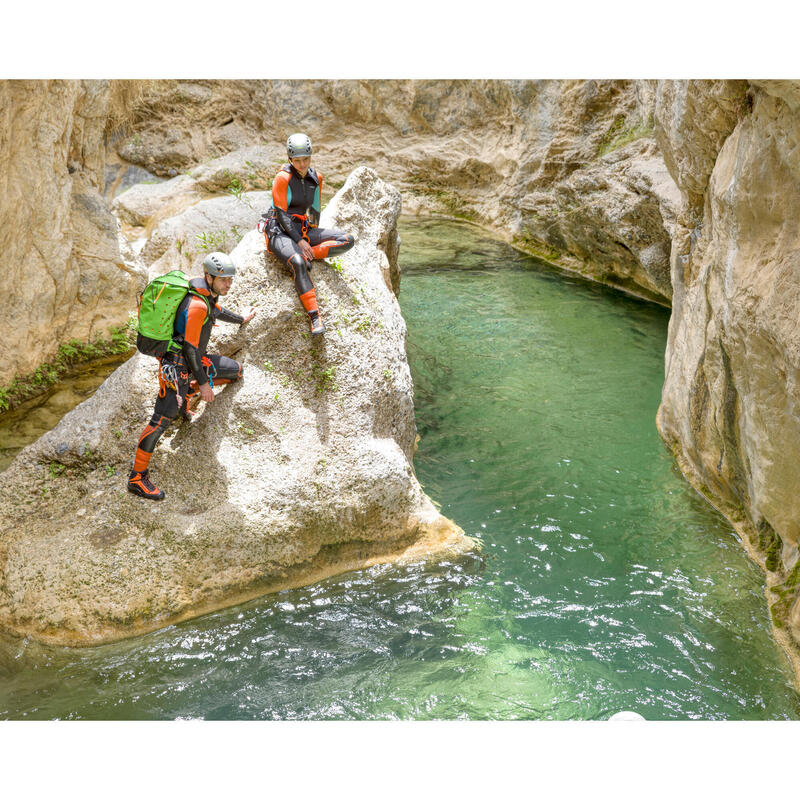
196;231;227;252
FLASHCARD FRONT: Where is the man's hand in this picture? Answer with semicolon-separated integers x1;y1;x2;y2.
298;240;313;261
241;307;256;324
199;383;215;403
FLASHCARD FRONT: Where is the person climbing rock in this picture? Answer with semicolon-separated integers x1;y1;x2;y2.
127;252;256;500
257;133;355;335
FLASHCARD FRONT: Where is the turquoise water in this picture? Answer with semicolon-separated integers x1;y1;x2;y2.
0;218;797;720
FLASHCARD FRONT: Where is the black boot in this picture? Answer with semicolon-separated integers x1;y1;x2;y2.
309;311;326;336
127;469;165;501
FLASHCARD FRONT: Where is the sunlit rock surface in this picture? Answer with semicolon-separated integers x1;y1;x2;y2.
115;79;679;303
0;80;145;380
655;80;800;679
0;167;474;646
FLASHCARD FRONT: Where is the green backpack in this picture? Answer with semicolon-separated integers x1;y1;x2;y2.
136;270;210;358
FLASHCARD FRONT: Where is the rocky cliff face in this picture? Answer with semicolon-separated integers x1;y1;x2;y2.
2;79;679;382
0;168;474;646
654;80;800;678
7;77;800;681
0;80;146;381
114;80;679;303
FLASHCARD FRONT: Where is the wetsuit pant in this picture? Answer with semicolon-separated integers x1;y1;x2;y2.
267;226;355;315
132;353;242;473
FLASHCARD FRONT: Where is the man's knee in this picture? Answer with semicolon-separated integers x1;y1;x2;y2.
149;411;176;429
288;253;306;275
211;354;242;383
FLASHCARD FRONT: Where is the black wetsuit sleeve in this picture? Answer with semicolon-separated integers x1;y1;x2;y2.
217;306;245;324
184;342;207;386
275;207;301;242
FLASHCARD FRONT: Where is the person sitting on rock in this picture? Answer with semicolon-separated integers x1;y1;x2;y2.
128;252;256;501
257;133;355;336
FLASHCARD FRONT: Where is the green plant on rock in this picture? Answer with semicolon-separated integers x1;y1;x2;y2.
244;160;260;182
597;114;654;158
226;176;249;205
48;462;65;479
327;257;343;273
196;230;227;252
0;324;134;414
313;364;337;393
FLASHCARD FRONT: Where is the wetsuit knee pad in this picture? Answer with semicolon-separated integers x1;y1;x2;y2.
138;413;174;455
288;253;305;274
211;354;242;383
288;254;313;295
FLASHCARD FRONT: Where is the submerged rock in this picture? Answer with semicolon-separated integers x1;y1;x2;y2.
0;167;475;646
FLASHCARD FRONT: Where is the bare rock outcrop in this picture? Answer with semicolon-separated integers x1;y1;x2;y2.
115;80;679;303
655;80;800;679
0;167;475;646
0;80;146;381
140;191;271;277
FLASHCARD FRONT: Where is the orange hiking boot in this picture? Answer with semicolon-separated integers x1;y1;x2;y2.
127;469;165;501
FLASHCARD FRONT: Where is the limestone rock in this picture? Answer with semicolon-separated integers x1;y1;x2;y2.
188;144;277;194
140;191;272;277
0;80;142;380
112;146;277;234
113;174;201;228
654;80;749;218
655;80;800;679
116;80;679;303
0;167;475;646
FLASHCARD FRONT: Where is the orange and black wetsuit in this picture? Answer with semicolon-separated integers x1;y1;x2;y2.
259;163;355;316
132;277;244;476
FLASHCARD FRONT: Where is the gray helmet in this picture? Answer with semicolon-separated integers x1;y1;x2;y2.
286;133;312;159
202;251;236;277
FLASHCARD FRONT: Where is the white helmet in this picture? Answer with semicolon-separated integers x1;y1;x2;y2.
202;252;236;277
287;133;312;159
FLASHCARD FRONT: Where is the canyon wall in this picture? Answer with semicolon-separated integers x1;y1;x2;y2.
3;79;678;384
0;80;146;381
114;79;679;303
654;80;800;674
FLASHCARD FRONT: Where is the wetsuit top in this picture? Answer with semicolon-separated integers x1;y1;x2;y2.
269;163;323;242
173;277;244;386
